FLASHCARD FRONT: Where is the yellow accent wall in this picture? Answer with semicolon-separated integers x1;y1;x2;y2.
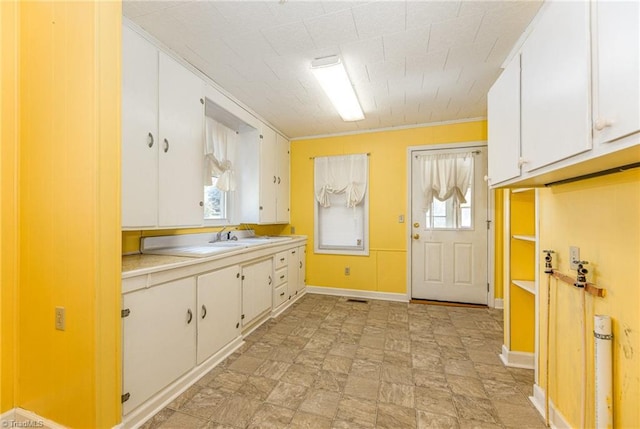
538;169;640;428
290;121;487;295
1;0;19;414
1;2;122;426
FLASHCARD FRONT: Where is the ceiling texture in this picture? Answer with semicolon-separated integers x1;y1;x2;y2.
123;1;542;138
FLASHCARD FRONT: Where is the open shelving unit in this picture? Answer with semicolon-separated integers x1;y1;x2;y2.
501;188;538;371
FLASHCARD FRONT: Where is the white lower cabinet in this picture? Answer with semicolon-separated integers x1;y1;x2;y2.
241;258;273;327
297;245;306;293
196;265;241;364
122;277;197;415
122;238;306;427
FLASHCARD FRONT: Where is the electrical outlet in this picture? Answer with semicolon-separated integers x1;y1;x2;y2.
290;226;296;234
570;246;580;270
345;267;350;276
55;307;65;331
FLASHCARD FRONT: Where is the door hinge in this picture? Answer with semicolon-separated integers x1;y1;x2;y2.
487;282;490;292
121;392;130;403
121;308;130;318
486;220;492;230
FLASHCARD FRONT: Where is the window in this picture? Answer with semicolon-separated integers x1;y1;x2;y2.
425;185;472;229
203;177;227;220
419;151;475;230
203;116;236;223
314;154;369;255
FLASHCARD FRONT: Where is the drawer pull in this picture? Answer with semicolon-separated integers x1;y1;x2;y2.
280;292;285;296
280;275;285;279
280;258;285;262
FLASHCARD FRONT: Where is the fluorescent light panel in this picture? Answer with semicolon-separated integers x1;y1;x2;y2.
311;56;364;122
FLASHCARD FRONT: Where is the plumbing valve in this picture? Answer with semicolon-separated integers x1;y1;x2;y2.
574;260;589;288
543;250;555;274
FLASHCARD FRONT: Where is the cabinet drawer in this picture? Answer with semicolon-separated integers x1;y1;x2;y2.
275;251;288;269
273;283;288;308
275;267;288;286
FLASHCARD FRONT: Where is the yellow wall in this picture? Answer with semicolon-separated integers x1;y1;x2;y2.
290;121;487;295
538;169;640;428
1;2;122;426
1;0;19;414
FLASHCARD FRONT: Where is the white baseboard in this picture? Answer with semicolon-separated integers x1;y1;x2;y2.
530;383;572;429
306;286;409;303
1;408;66;428
494;298;504;309
499;344;535;369
122;336;244;429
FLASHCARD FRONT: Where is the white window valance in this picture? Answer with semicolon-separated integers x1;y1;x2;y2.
204;117;236;191
419;152;474;211
314;154;368;208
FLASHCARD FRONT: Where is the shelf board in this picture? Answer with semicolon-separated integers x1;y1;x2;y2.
512;280;536;295
512;234;536;242
511;188;534;194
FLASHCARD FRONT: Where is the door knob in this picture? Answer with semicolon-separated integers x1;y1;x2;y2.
413;222;420;228
413;233;420;240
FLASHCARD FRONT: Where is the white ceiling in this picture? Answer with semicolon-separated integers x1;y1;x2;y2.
123;1;542;138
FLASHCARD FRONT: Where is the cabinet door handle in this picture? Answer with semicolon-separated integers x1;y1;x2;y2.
273;176;277;183
186;309;193;324
299;261;302;268
517;157;527;168
147;132;154;148
268;276;272;285
280;274;285;279
277;176;281;184
280;258;285;262
280;292;285;296
163;138;169;153
201;304;207;319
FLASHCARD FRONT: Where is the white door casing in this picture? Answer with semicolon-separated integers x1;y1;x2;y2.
410;146;489;305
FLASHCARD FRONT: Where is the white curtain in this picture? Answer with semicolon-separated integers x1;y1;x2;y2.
420;152;474;211
204;117;236;191
314;154;368;208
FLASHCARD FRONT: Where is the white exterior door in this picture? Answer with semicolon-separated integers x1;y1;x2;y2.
410;147;488;304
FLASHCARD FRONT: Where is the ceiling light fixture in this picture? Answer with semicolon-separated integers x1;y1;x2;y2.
311;55;364;122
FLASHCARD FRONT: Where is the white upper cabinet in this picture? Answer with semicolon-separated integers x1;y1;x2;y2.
122;26;159;228
488;55;522;185
276;133;290;223
520;0;592;172
592;1;640;146
238;125;290;224
157;53;205;227
121;25;204;229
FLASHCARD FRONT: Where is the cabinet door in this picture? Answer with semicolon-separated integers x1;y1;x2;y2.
197;265;241;364
259;127;278;224
521;1;591;172
593;1;640;145
287;248;299;299
276;134;290;223
242;258;273;326
487;55;521;185
297;245;306;293
158;52;205;227
121;26;158;228
122;277;196;415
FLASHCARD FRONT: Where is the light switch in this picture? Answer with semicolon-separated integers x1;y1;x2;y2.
398;214;405;223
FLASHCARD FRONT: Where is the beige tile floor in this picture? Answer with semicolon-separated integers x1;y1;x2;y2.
141;294;547;429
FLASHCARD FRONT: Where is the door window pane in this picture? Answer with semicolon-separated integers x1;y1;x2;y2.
425;182;473;229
